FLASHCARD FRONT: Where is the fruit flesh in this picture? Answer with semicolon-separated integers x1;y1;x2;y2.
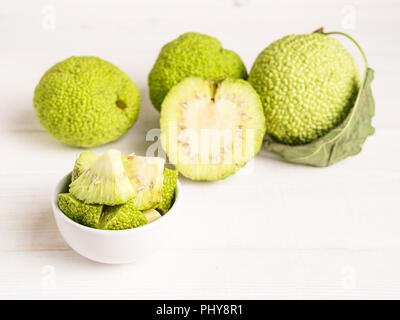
33;56;140;147
148;32;247;111
122;155;165;210
71;150;99;182
249;33;361;145
142;209;162;223
160;78;266;180
70;150;135;205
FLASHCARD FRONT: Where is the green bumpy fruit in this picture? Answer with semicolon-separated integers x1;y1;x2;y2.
249;33;361;145
33;56;140;147
148;32;247;111
58;193;103;228
157;168;178;214
99;200;147;230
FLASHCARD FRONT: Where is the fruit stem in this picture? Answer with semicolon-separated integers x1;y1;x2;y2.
324;31;368;68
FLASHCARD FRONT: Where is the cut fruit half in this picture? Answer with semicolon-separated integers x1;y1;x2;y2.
160;77;266;180
70;150;135;205
122;155;165;210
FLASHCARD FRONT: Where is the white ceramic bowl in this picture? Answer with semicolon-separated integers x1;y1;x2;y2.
52;172;181;264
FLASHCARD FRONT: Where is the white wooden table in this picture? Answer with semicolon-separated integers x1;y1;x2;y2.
1;0;399;299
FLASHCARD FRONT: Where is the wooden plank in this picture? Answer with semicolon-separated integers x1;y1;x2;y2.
0;131;399;252
1;248;400;299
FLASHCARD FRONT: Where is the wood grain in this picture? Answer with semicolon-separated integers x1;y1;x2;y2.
1;249;400;299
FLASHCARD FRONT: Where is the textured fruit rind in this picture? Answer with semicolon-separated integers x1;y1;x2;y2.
148;32;247;111
33;56;140;147
71;150;99;182
265;68;375;166
249;33;361;145
99;200;147;230
58;193;103;228
157;168;178;214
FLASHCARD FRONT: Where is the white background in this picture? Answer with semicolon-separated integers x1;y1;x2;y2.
0;0;399;299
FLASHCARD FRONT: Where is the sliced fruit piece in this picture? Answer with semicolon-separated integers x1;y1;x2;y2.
160;77;266;180
71;150;99;182
58;193;103;228
70;150;135;205
99;200;147;230
122;155;165;210
157;168;178;214
142;208;162;223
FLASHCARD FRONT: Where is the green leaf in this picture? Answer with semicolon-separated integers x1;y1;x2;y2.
264;68;375;167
